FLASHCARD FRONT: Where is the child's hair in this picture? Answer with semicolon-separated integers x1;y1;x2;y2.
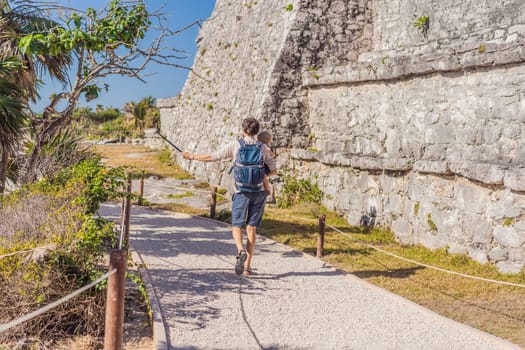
257;131;272;145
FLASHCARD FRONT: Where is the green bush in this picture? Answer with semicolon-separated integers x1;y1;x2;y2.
0;157;124;344
277;176;323;208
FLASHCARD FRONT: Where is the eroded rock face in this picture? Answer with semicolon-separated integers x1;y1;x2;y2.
158;0;525;273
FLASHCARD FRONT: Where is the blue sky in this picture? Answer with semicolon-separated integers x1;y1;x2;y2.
32;0;216;112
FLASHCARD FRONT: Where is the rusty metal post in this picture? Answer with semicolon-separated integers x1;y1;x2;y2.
138;172;144;206
104;249;127;350
210;186;217;219
317;215;326;258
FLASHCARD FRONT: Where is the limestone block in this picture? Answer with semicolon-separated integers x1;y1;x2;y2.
414;160;449;174
449;161;505;185
488;197;521;220
422;145;447;162
488;247;507;261
515;221;525;233
493;226;525;248
454;180;491;214
471;219;492;244
508;248;524;262
384;195;404;214
431;208;460;234
448;244;468;256
496;261;524;274
504;168;525;192
290;148;317;161
467;247;489;265
418;231;448;251
391;218;412;243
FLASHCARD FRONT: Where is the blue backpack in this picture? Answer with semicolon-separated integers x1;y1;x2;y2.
232;139;265;192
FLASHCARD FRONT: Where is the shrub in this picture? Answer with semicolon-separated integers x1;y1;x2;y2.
277;176;323;208
0;157;124;345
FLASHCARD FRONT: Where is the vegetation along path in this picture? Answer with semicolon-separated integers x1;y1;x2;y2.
98;202;518;350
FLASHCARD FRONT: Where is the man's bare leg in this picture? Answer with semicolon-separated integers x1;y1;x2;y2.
245;225;257;271
232;226;244;253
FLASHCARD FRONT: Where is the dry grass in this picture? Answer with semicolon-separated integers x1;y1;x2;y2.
94;144;192;179
261;204;525;348
96;143;525;347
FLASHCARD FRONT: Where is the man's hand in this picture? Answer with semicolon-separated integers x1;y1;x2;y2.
182;151;193;160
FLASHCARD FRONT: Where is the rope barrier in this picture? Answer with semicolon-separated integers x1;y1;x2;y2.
280;213;525;289
0;246;53;261
0;269;117;333
142;179;233;202
0;249;34;260
139;177;525;288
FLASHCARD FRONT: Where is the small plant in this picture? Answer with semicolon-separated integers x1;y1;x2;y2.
194;181;210;189
215;208;232;223
285;3;293;11
380;55;390;64
157;148;173;166
167;191;193;199
307;66;320;80
414;202;420;216
413;16;429;37
307;147;319;153
478;45;487;53
206;103;214;110
243;1;257;9
277;176;323;208
427;213;437;231
503;217;515;227
268;22;273;27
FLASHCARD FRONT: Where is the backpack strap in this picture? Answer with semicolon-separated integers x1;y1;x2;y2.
238;138;246;147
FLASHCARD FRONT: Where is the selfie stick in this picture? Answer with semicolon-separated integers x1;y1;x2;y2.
155;130;182;152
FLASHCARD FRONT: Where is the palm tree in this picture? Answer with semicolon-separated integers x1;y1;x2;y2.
0;0;71;99
0;58;27;194
0;0;71;186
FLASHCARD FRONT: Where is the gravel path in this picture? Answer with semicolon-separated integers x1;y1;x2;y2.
98;203;519;350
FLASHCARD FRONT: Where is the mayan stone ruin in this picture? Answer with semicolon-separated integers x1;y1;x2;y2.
156;0;525;273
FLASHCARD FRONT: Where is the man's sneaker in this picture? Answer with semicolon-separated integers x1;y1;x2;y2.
235;250;247;275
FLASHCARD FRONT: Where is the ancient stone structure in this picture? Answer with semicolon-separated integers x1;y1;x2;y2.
157;0;525;273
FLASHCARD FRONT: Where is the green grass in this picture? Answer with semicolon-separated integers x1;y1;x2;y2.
95;140;525;347
260;203;525;347
166;191;193;199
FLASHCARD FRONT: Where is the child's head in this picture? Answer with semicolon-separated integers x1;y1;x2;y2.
257;131;272;145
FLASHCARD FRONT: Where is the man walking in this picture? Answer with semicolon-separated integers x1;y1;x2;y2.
182;118;276;276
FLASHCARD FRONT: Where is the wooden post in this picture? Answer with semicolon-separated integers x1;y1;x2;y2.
138;172;144;206
317;215;326;258
104;249;127;350
210;186;217;219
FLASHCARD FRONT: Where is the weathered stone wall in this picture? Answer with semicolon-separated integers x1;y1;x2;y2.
158;0;525;273
158;0;301;188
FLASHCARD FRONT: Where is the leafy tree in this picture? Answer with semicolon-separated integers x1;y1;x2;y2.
14;0;200;183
